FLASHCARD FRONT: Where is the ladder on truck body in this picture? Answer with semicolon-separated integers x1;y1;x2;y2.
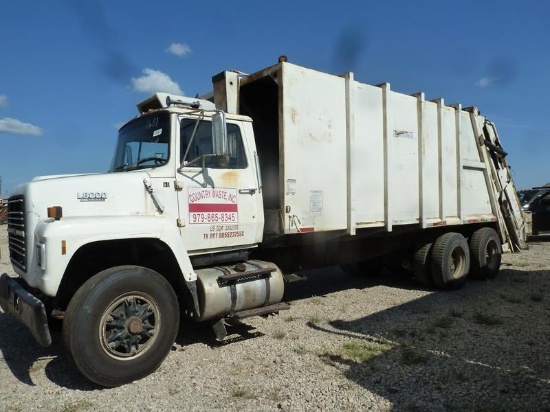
469;109;528;252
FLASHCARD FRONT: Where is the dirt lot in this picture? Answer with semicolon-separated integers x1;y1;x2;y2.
0;225;549;411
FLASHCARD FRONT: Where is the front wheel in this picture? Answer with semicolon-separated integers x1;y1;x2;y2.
63;266;180;387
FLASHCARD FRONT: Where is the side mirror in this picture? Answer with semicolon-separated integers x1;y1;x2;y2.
212;112;228;156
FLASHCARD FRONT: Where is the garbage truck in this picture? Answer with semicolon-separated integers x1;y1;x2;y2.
0;59;529;386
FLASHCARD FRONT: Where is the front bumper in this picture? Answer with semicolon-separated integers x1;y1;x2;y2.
0;273;52;347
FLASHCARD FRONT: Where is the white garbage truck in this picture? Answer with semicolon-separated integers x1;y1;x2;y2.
0;60;528;386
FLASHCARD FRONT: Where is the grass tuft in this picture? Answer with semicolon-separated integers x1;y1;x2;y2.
273;330;286;340
340;340;391;363
400;347;428;365
231;387;254;399
293;345;308;355
168;387;180;396
309;296;323;305
473;311;503;326
449;308;464;318
59;400;94;412
308;313;322;324
432;316;454;329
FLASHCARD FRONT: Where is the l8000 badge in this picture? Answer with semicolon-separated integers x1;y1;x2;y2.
77;192;107;202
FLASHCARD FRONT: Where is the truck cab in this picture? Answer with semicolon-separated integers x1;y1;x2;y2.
0;92;284;387
114;93;265;256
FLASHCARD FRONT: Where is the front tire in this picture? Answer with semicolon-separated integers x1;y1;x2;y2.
63;266;179;387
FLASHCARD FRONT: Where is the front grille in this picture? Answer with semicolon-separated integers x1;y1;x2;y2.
7;195;26;271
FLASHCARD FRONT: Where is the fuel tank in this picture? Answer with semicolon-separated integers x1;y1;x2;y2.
195;260;285;321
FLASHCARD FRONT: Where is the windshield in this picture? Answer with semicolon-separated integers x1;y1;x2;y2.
110;111;171;172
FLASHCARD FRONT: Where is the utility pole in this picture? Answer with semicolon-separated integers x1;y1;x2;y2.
0;176;2;197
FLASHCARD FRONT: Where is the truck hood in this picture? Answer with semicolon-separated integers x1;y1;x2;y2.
31;172;101;182
16;171;155;221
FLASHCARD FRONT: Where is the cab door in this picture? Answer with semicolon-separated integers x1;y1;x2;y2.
177;116;264;253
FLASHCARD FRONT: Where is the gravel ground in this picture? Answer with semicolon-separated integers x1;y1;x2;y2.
1;224;550;412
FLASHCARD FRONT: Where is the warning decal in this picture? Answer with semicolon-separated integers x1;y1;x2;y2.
188;187;238;224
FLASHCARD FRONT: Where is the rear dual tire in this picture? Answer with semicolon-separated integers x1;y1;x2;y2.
431;232;470;290
414;228;501;289
413;243;434;288
414;232;470;290
469;227;501;280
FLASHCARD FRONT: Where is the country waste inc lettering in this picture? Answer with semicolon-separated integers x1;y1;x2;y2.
188;189;212;203
188;187;239;225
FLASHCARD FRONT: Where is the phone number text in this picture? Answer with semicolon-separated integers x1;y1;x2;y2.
190;212;238;224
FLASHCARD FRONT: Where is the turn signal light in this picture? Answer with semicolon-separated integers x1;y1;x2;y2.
47;206;63;220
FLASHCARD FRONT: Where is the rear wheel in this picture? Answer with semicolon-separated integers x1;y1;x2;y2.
469;227;501;279
431;233;470;290
63;265;179;387
413;242;434;288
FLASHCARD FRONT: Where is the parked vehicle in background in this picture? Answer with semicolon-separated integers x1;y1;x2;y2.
522;184;550;235
518;189;539;206
0;198;7;225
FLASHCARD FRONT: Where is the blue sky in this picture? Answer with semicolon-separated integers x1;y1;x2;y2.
0;0;548;195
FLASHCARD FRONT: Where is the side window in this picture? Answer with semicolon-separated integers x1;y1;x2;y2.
180;119;247;169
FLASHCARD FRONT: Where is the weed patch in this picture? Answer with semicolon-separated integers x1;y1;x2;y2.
273;330;286;340
168;387;180;395
59;400;93;412
29;359;49;374
309;296;323;305
400;347;428;365
293;345;308;355
308;313;322;324
449;308;464;318
432;316;454;329
231;387;254;399
473;311;503;326
339;340;391;363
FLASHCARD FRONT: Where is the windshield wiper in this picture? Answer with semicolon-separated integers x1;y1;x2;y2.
112;158;168;172
112;164;131;172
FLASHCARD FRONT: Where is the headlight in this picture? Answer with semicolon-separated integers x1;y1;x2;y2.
36;243;46;270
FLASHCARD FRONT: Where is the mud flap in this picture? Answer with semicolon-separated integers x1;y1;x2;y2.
0;274;52;347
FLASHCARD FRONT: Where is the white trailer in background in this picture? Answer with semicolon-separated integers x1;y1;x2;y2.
0;60;528;386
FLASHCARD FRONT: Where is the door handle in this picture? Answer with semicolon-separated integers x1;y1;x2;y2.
239;188;256;195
